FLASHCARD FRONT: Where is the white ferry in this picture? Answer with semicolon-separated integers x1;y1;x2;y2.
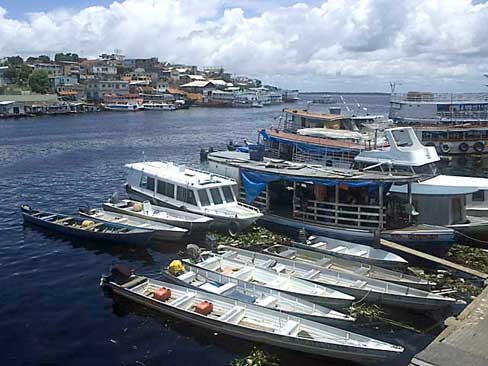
124;162;263;235
142;102;176;111
389;91;488;155
104;103;142;112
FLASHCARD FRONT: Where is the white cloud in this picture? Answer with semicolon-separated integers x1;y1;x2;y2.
0;0;487;91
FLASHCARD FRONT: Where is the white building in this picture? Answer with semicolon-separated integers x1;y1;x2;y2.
86;80;129;101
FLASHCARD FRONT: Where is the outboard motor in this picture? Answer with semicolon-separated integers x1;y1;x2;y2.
186;244;203;261
101;264;133;286
200;148;209;163
109;192;120;204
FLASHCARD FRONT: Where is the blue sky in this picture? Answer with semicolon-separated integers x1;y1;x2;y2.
0;0;487;92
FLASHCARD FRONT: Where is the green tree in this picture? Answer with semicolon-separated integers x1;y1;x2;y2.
55;52;79;62
38;55;51;63
28;70;50;93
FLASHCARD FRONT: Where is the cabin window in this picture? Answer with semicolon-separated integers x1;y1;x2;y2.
186;190;197;206
157;180;175;198
139;175;155;191
176;186;197;205
472;190;485;202
222;186;235;203
177;186;186;202
210;188;223;205
198;190;211;206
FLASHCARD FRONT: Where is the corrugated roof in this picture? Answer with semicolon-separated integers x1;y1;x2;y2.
180;80;212;88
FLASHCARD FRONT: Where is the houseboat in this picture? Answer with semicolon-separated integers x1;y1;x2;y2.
142;102;176;111
389;91;488;155
124;162;263;235
104;103;142;112
203;150;455;257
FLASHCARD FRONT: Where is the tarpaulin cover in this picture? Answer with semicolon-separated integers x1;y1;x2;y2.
241;169;391;203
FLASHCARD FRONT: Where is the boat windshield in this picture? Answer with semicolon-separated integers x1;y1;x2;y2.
222;186;236;203
198;189;211;206
412;163;437;176
210;188;223;205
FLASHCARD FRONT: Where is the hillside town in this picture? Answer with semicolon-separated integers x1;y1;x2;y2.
0;52;299;117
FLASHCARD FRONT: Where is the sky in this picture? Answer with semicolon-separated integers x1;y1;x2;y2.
0;0;487;92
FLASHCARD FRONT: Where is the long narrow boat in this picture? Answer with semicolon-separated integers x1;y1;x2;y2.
101;267;403;363
263;244;435;290
188;256;355;309
295;236;408;270
79;208;188;242
163;260;355;326
216;246;456;310
103;199;213;234
21;205;155;245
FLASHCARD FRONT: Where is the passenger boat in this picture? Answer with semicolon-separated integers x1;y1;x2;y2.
300;236;408;270
102;199;213;234
163;260;355;325
188;256;355;309
104;103;142;111
101;267;403;363
124;161;263;235
142;102;176;110
79;208;188;241
21;205;155;245
215;246;455;310
263;244;435;289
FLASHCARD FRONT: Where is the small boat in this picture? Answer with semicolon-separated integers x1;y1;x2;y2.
263;244;435;289
217;246;457;310
101;266;403;363
102;199;213;234
297;236;408;270
79;208;188;241
163;260;355;325
21;205;155;245
188;256;355;309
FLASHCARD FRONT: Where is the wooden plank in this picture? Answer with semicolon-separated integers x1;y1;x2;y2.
380;239;488;280
53;216;74;224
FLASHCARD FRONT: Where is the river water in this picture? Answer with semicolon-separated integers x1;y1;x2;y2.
0;95;477;366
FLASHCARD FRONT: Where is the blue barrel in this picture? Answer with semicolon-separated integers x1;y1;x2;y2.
249;144;265;161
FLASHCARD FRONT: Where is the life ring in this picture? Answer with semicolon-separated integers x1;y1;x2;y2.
228;221;240;237
458;142;469;152
473;141;485;153
440;143;450;154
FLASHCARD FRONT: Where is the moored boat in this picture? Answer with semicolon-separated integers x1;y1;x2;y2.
163;260;355;325
263;244;435;289
21;205;155;245
216;246;456;310
187;256;355;309
79;208;188;241
102;199;213;234
101;267;403;364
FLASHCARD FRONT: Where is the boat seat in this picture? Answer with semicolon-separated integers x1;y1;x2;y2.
354;267;370;276
268;277;287;288
329;246;347;253
351;249;368;257
170;292;196;309
272;264;287;273
231;267;254;280
200;281;237;295
41;214;58;221
54;216;74;224
220;306;245;323
259;259;277;268
84;222;105;230
315;258;332;266
278;249;297;259
177;271;196;282
302;269;320;280
311;242;325;248
255;295;278;307
353;280;368;289
276;320;299;336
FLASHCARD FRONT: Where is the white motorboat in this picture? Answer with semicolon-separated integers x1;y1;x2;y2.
101;267;403;363
142;102;176;110
104;103;142;111
125;161;263;235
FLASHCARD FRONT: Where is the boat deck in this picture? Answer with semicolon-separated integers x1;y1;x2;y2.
410;284;488;366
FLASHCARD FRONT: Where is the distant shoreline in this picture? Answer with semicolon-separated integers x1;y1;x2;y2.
300;92;390;96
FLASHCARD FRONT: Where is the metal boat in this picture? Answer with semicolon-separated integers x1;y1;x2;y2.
21;205;154;245
216;246;456;310
79;208;188;241
102;199;213;234
101;267;403;363
163;260;355;325
263;244;435;289
189;256;355;309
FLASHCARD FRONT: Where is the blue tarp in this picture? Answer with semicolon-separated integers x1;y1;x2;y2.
241;169;390;203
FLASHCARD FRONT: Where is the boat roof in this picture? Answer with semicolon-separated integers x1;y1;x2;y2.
283;109;350;122
125;161;236;189
421;175;488;190
208;151;419;183
390;182;479;196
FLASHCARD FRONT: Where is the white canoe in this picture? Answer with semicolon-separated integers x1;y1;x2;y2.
218;246;457;311
164;260;355;326
264;244;435;289
79;208;188;241
189;256;355;310
101;269;403;363
297;236;408;270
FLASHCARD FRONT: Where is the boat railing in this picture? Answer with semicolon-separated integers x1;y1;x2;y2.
436;111;488;121
189;166;237;183
294;200;385;230
391;92;488;103
292;148;356;170
237;201;262;213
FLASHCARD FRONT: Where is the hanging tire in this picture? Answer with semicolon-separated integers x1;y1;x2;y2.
440;143;450;154
474;141;485;153
458;142;469;152
228;221;240;237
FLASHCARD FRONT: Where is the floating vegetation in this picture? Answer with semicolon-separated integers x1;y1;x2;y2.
231;348;280;366
446;244;488;273
215;226;291;249
350;303;383;320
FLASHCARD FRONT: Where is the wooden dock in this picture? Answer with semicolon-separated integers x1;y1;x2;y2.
380;239;488;280
410;285;488;366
